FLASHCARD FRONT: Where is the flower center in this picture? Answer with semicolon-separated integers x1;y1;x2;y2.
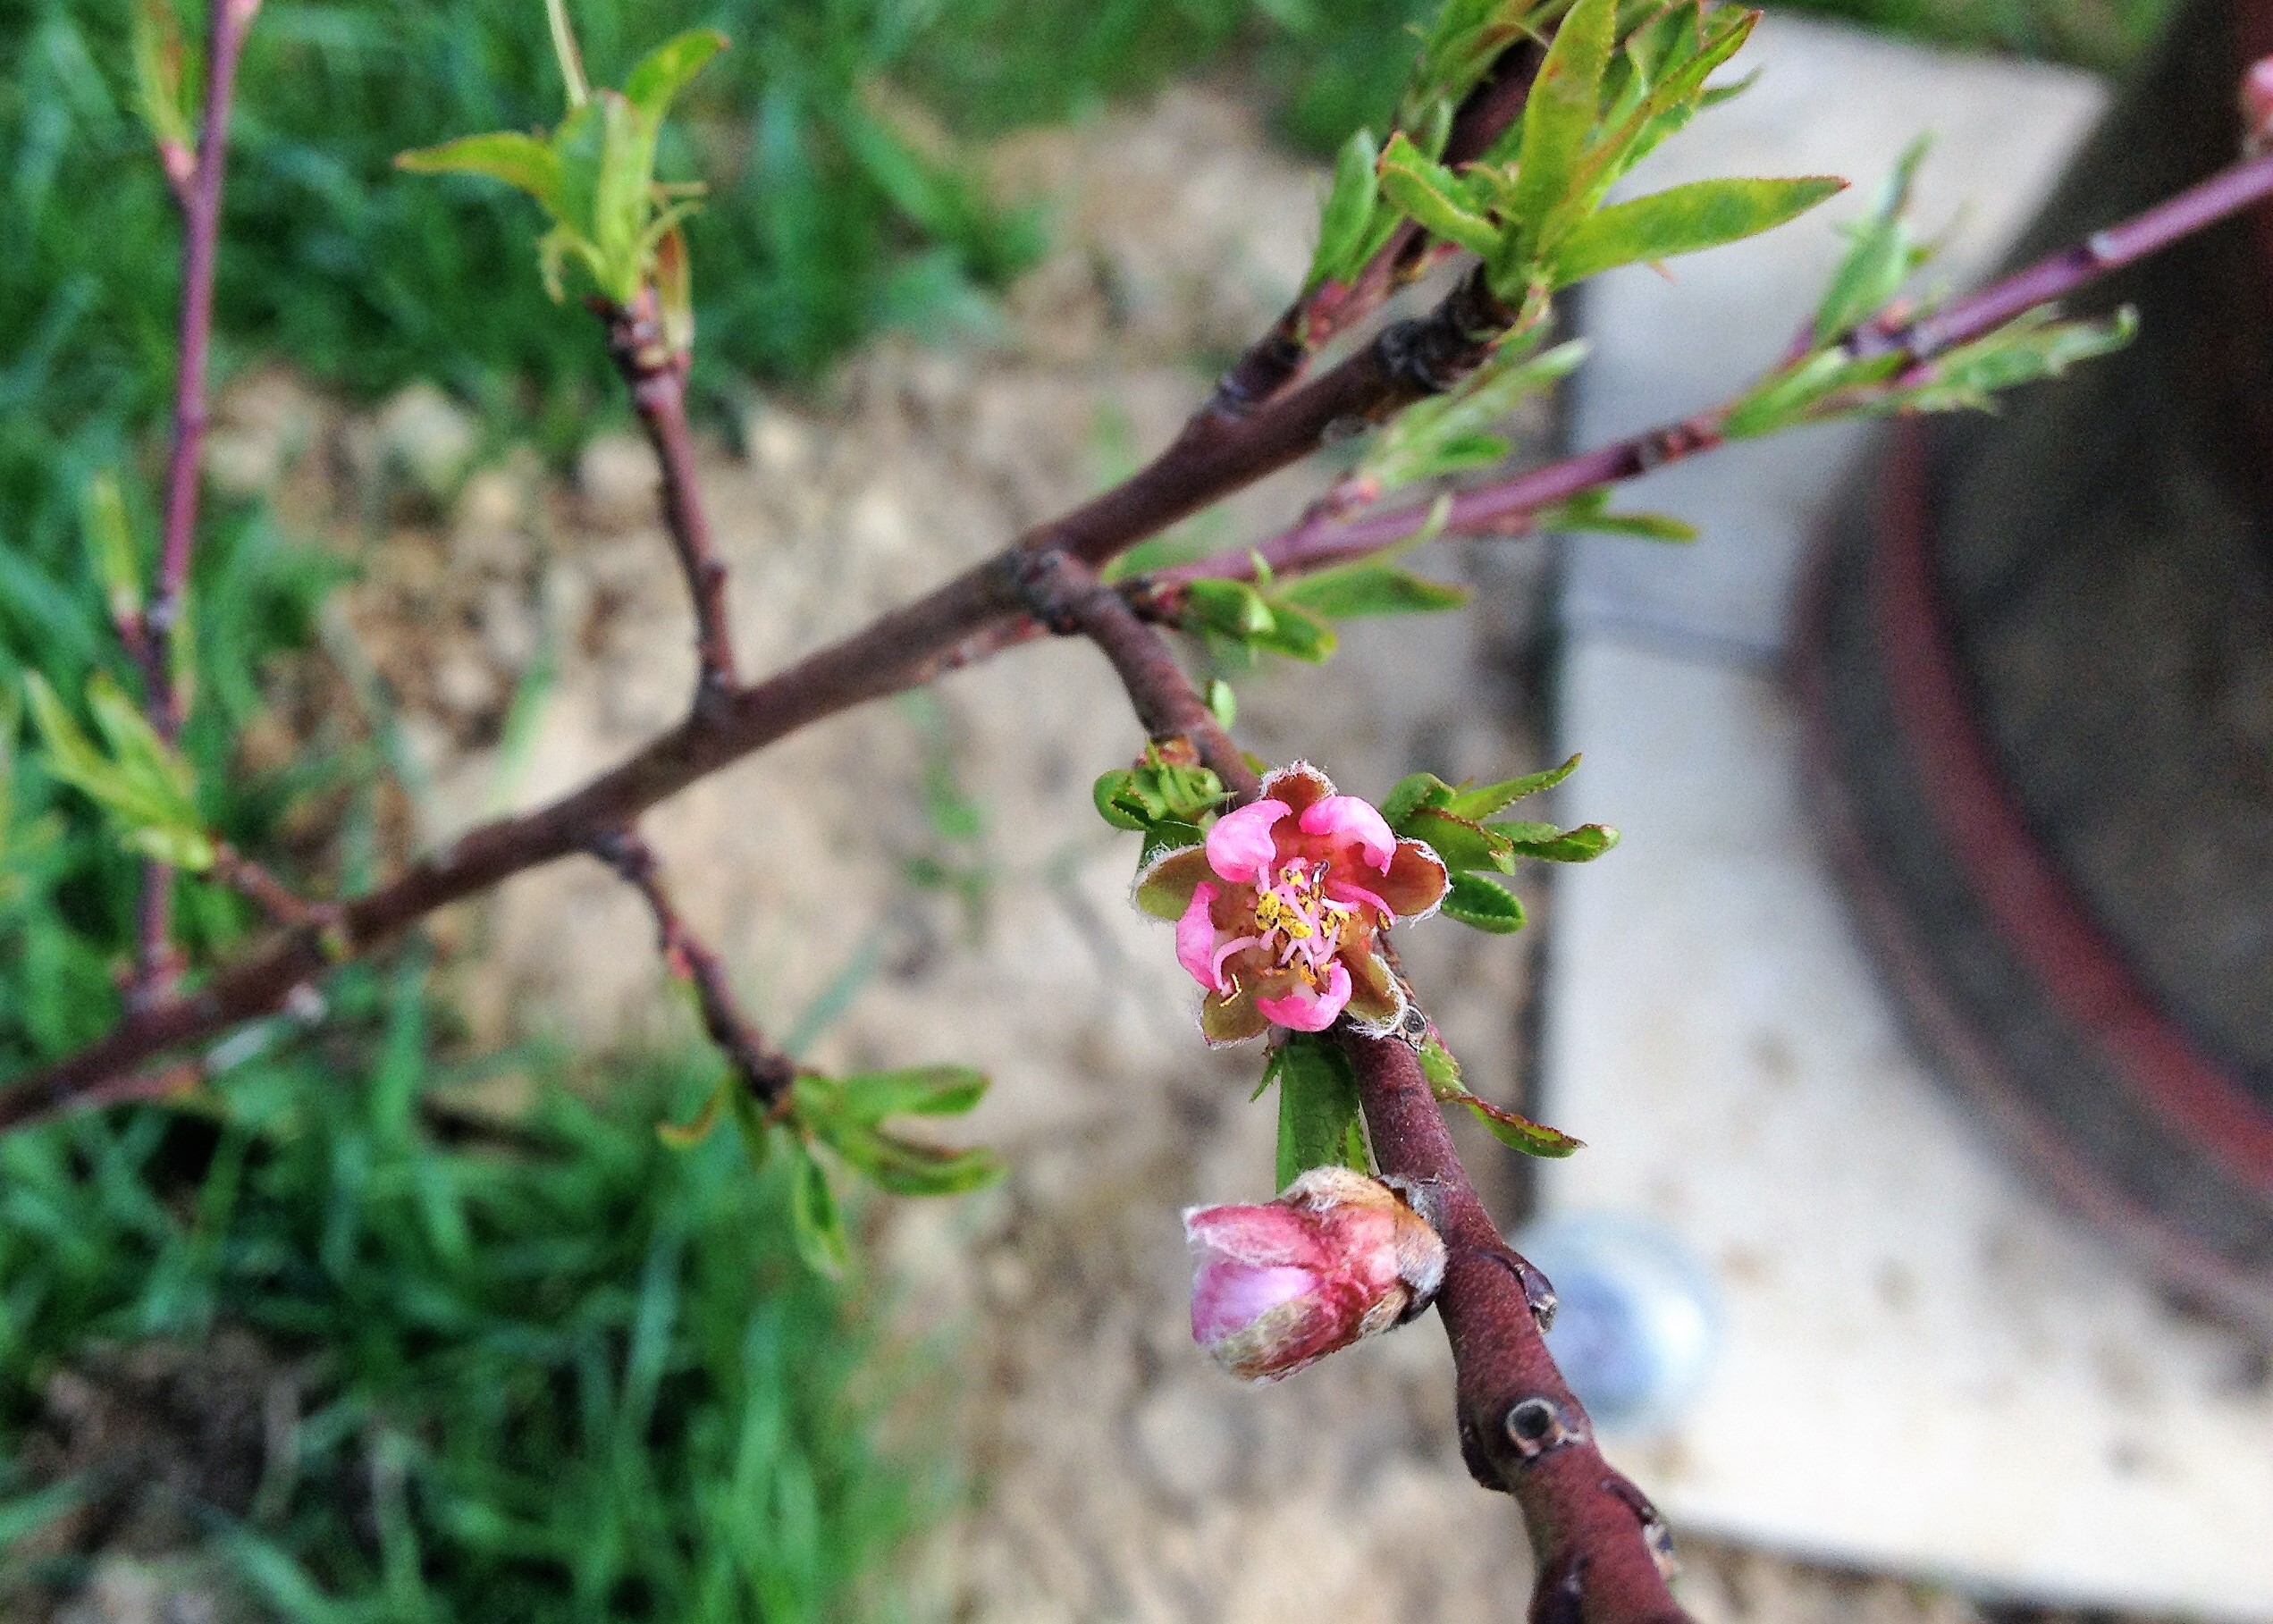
1250;859;1353;981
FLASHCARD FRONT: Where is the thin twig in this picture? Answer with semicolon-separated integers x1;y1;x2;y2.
1337;1029;1689;1624
1203;38;1545;420
12;129;2272;1129
602;290;738;705
130;0;258;1011
1014;551;1261;803
592;829;796;1107
209;844;322;931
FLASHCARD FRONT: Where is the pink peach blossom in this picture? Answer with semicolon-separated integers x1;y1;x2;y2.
1135;762;1448;1045
1184;1166;1447;1382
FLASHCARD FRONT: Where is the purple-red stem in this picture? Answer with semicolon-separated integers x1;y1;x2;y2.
131;0;256;1008
602;293;738;703
1151;142;2273;594
593;829;796;1105
1339;1031;1687;1624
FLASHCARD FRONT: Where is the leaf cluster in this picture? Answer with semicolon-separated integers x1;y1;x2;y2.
397;29;726;323
1362;0;1842;314
661;1063;1003;1279
1093;743;1227;860
1383;753;1617;932
1181;544;1472;669
1722;139;2137;438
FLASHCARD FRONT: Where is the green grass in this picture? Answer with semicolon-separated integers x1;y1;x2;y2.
0;957;938;1622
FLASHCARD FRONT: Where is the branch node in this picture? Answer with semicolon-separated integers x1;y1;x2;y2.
1503;1394;1588;1462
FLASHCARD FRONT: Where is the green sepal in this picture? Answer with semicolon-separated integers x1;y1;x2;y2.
1382;772;1456;831
1487;820;1620;862
1440;753;1579;820
1441;871;1527;933
1268;1035;1370;1189
1399;805;1513;873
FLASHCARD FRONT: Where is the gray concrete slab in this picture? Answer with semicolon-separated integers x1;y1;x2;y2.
1542;16;2273;1616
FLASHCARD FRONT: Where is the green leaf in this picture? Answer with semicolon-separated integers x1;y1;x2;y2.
1419;1036;1462;1092
853;1130;1006;1197
1383;772;1456;830
838;1064;989;1123
1441;753;1579;820
1270;1036;1369;1189
1814;134;1932;345
1489;820;1620;862
1509;0;1618;258
787;1142;850;1278
1206;678;1237;729
81;473;142;627
1552;175;1847;288
1429;1069;1584;1157
1874;307;2136;415
1246;599;1338;663
130;0;195;151
1184;577;1276;640
1400;805;1513;873
1275;563;1470;619
1378;133;1502;258
1309;129;1383;289
1092;769;1152;831
1721;347;1904;439
1137;819;1207;867
656;1079;728;1148
1442;871;1527;932
395;131;565;215
622;28;728;122
23;671;212;871
590;91;654;304
1534;488;1697;541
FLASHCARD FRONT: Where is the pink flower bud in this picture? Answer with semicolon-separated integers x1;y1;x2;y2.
2246;56;2273;153
1183;1165;1447;1382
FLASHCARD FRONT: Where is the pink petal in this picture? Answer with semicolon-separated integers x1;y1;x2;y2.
1184;1201;1325;1268
1175;882;1223;990
1206;799;1289;885
1323;876;1393;919
1191;1261;1317;1342
1255;960;1352;1032
1301;795;1395;872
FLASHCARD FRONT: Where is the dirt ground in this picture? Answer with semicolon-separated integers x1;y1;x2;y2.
34;80;2122;1624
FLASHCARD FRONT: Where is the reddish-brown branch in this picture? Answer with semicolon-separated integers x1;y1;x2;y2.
13;125;2273;1130
1201;40;1545;422
209;844;321;931
1032;266;1517;571
593;829;796;1106
1014;550;1261;803
602;292;738;703
1150;140;2273;595
130;0;257;1011
1338;1029;1688;1624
